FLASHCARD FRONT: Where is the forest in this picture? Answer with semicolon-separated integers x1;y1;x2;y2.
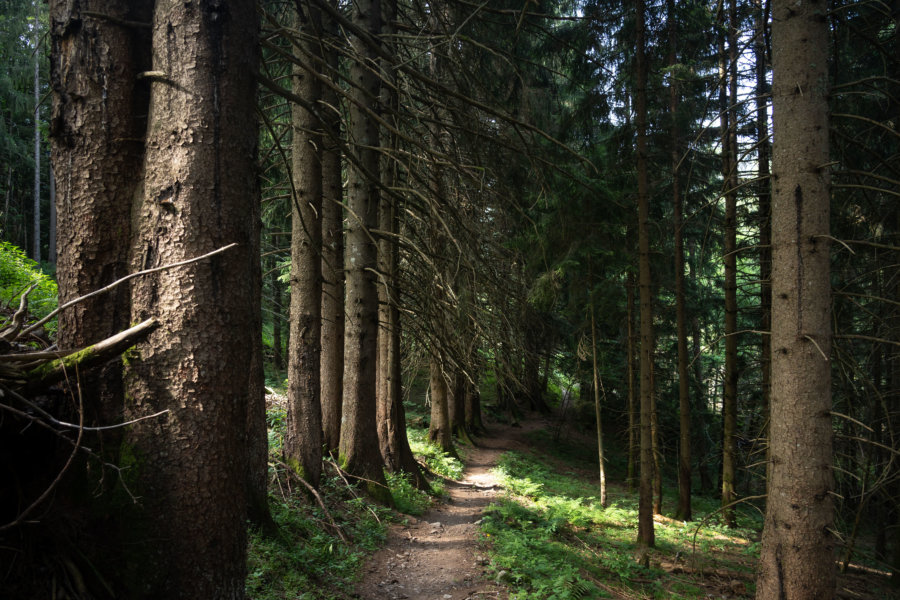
0;0;898;598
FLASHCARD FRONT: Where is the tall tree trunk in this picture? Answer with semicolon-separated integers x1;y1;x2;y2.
720;0;739;527
124;1;259;596
48;166;55;264
271;263;285;372
626;268;637;492
670;0;692;521
247;178;272;531
48;0;151;589
755;0;833;596
319;1;344;454
50;0;148;423
651;356;662;515
428;352;454;453
285;2;324;488
754;0;772;495
375;0;426;488
32;0;40;265
635;0;655;549
590;302;608;507
339;0;391;503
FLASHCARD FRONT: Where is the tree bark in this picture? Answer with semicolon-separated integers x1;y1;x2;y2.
635;0;655;548
428;352;454;453
755;0;834;596
49;0;149;424
754;0;772;497
375;0;426;488
720;0;739;528
320;0;345;455
590;302;608;507
123;1;259;596
670;0;692;521
32;0;41;265
339;0;391;503
285;2;324;489
626;268;637;492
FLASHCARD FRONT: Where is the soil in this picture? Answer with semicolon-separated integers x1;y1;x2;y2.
353;418;541;600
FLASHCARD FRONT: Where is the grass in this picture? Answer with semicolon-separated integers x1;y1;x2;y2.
246;392;465;599
478;443;765;599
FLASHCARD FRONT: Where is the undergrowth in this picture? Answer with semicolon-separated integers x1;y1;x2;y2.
479;449;765;599
0;241;58;334
246;393;463;599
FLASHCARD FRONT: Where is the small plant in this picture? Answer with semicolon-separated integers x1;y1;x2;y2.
0;241;58;332
407;427;464;480
385;470;432;516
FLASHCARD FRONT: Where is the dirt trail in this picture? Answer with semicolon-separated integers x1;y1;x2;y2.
355;419;541;600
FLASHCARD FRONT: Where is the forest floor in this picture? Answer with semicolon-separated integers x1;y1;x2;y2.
352;418;539;599
352;411;899;600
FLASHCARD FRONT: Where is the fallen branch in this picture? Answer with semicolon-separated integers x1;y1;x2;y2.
276;458;349;543
23;319;158;393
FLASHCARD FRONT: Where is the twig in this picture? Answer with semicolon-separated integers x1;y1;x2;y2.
21;244;238;338
0;282;39;341
278;459;349;543
0;372;85;532
689;495;767;559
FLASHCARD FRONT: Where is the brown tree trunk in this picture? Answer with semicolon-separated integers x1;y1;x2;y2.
49;0;149;426
755;0;834;596
635;0;655;548
465;375;484;434
626;268;638;492
285;3;324;488
754;0;772;496
271;260;285;373
375;0;426;488
123;1;259;596
339;0;391;503
720;0;739;527
247;184;272;531
428;353;454;453
48;0;151;588
319;2;344;455
670;0;692;521
590;302;608;507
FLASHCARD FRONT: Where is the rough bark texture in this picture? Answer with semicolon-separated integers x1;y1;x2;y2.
49;0;150;421
635;0;655;548
285;5;324;488
755;1;834;597
123;1;258;597
47;2;151;590
339;0;390;502
319;5;344;454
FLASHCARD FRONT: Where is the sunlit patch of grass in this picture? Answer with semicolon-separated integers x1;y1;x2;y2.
385;470;433;516
479;450;764;599
407;427;465;480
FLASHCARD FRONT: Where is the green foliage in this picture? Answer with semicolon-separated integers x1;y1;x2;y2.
384;471;432;516
0;240;57;331
245;483;389;600
407;426;464;480
480;449;761;599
